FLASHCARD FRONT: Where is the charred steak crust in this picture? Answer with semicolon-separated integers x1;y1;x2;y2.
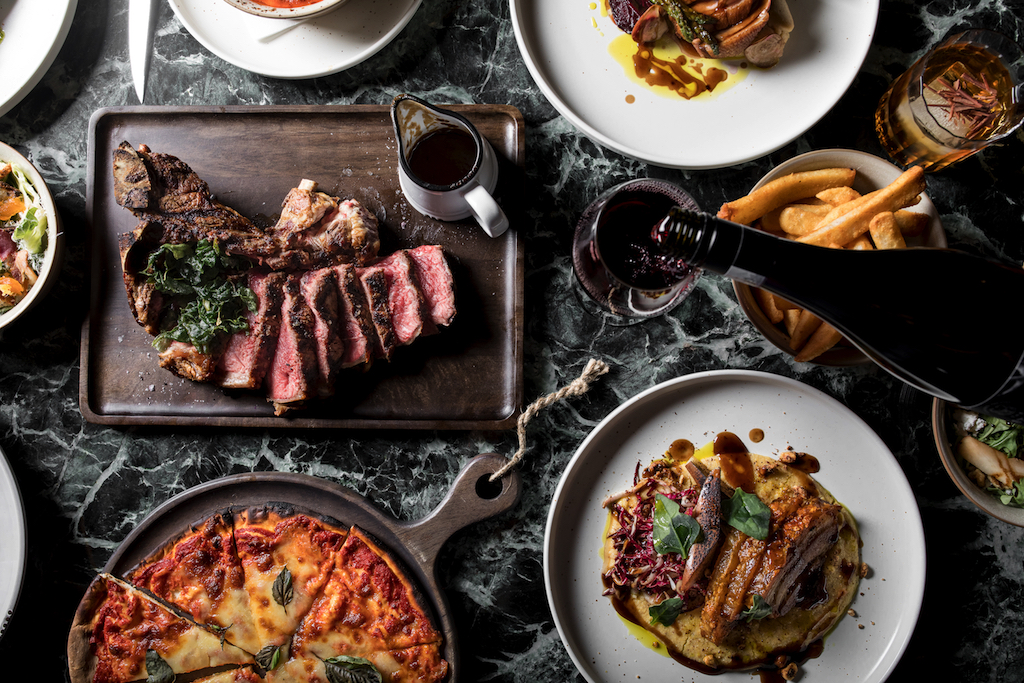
113;143;459;413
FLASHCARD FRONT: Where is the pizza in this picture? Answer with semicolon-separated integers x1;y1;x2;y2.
68;507;449;683
67;573;253;683
125;512;261;654
267;528;446;682
231;507;347;648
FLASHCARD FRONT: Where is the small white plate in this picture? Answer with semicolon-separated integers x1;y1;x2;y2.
0;444;26;641
168;0;421;79
0;0;79;118
545;370;925;682
510;0;878;169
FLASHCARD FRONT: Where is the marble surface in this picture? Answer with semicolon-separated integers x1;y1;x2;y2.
1;0;1023;681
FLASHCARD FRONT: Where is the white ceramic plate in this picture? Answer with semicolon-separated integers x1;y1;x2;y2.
510;0;878;169
0;444;26;641
168;0;421;79
545;370;925;682
0;0;78;118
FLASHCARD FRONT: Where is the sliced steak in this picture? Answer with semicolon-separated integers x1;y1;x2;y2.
375;250;427;346
214;271;285;390
265;275;319;415
331;264;376;369
358;265;397;361
299;268;345;397
406;245;457;331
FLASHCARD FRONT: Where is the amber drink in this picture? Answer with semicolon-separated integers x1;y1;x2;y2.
875;30;1024;172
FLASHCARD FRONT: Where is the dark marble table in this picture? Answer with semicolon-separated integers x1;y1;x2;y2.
1;1;1022;681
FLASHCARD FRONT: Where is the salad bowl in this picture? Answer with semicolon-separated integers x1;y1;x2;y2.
933;399;1024;527
0;142;63;331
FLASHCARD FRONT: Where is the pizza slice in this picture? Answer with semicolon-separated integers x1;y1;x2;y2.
67;573;253;683
265;644;448;683
266;527;447;681
125;512;262;654
232;506;348;651
191;666;264;683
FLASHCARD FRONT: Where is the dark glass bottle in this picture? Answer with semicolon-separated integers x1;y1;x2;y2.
652;207;1024;421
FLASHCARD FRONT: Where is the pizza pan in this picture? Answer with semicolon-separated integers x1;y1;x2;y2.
96;452;522;682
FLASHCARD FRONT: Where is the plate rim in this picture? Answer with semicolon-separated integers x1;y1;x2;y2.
509;0;880;169
0;444;27;643
543;368;926;682
0;0;79;118
167;0;423;79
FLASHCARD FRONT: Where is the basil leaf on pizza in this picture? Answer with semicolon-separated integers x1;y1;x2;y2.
322;655;383;683
255;644;283;671
272;566;294;609
145;650;175;683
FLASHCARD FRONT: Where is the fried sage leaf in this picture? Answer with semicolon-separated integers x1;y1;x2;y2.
255;644;283;671
741;594;773;622
321;655;383;683
649;597;684;627
145;649;175;683
272;566;294;609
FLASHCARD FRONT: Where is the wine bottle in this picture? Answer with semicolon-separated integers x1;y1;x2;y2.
652;207;1024;421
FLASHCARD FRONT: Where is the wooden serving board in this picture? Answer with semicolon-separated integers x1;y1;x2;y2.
82;105;524;429
94;454;523;683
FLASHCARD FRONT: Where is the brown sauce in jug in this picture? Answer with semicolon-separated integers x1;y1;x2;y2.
407;128;477;186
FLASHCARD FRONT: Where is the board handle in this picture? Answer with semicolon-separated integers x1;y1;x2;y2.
396;453;522;576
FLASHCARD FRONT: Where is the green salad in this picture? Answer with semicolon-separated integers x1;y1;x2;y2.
953;409;1024;508
1;160;49;315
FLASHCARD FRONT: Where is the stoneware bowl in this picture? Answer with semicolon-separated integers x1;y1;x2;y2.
733;148;946;366
221;0;351;20
932;398;1024;528
0;142;64;332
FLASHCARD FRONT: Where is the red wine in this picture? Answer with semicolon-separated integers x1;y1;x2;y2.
596;189;694;290
653;207;1024;420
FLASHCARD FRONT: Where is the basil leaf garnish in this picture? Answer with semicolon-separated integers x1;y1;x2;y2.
649;597;684;627
208;623;230;647
272;566;294;609
145;649;175;683
321;655;383;683
255;644;283;671
741;594;773;622
653;493;702;557
725;488;770;540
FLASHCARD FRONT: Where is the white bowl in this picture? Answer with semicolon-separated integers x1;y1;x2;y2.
932;399;1024;528
0;142;63;331
221;0;350;19
733;149;946;366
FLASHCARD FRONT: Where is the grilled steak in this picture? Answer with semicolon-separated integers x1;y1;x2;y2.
266;275;319;415
331;263;376;369
113;143;460;414
359;266;398;361
114;142;380;271
407;244;457;330
299;268;345;397
375;250;427;346
214;271;286;390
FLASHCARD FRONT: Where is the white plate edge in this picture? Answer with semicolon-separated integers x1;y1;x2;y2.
543;369;927;682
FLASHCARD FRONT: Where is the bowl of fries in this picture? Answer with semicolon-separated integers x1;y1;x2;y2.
723;149;946;365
